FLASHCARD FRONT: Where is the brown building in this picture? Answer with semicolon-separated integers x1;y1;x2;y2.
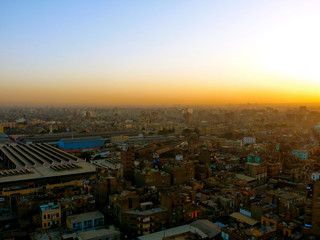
222;226;276;240
159;188;203;227
135;169;171;188
57;194;96;224
162;160;195;185
267;161;281;178
109;190;140;224
265;189;304;220
121;202;169;237
261;214;281;230
305;181;320;236
251;202;276;221
199;149;211;165
93;169;120;205
121;146;135;181
245;163;267;184
195;164;210;181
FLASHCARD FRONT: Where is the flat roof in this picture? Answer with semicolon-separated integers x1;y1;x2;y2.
78;228;119;240
246;163;261;166
40;202;59;212
190;220;221;238
138;224;207;240
230;212;259;226
60;137;103;142
140;201;153;207
123;207;167;216
67;211;104;223
235;174;256;182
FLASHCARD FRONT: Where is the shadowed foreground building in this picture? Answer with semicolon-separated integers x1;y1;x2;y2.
305;181;320;236
138;220;221;240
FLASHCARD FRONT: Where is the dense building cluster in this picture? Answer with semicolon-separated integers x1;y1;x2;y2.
0;105;320;239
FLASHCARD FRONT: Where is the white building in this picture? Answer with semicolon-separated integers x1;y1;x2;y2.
311;172;320;181
243;137;256;145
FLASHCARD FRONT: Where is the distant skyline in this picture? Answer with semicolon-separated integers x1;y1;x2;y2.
1;0;320;106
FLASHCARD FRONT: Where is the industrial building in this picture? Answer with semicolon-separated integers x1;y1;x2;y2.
58;137;105;152
0;143;78;169
0;143;96;191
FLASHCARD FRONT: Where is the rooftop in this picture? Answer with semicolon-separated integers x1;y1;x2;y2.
0;143;78;169
67;211;104;223
77;228;119;240
40;202;59;212
0;161;96;185
123;207;167;216
230;212;259;226
138;224;207;240
235;174;257;182
60;137;103;142
190;220;221;238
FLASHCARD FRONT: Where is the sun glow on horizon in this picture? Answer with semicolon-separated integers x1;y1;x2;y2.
0;0;320;106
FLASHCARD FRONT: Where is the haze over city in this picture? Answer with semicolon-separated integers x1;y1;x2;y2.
1;0;320;106
3;1;320;239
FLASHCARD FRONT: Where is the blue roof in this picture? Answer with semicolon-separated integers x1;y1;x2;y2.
40;202;59;211
215;222;226;227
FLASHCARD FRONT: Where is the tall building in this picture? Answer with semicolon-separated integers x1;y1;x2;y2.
86;110;92;119
187;108;193;123
305;181;320;236
121;146;134;181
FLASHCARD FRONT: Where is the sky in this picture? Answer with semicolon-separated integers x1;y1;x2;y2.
1;0;320;106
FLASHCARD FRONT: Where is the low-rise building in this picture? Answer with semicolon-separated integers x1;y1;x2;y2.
267;162;281;178
135;169;171;188
77;228;121;240
245;163;267;184
243;137;256;145
66;210;104;232
292;150;308;160
40;202;61;230
121;204;169;237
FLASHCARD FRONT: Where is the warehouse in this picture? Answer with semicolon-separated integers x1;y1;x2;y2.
0;143;96;191
58;137;104;152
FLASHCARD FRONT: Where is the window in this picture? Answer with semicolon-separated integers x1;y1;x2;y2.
44;214;46;219
44;223;46;228
57;213;59;217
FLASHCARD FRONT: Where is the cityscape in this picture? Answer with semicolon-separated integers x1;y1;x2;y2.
1;1;320;240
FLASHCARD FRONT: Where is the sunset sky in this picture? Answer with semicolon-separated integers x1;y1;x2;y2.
1;0;320;106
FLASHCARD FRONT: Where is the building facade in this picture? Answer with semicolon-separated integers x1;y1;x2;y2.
66;211;104;232
41;202;61;230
